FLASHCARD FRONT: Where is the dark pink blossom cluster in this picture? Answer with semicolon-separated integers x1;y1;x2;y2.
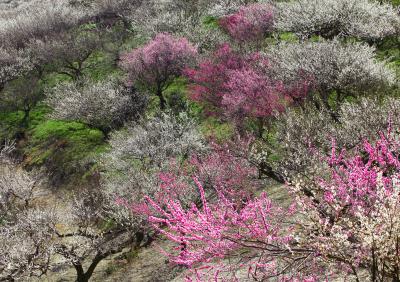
319;129;400;215
120;33;197;109
184;43;246;116
219;3;275;43
185;43;311;125
144;178;296;279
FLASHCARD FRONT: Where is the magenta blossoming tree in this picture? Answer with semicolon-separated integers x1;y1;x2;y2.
141;127;400;281
219;3;275;44
294;129;400;281
142;177;314;281
120;33;197;110
186;43;310;134
185;43;247;116
222;66;286;132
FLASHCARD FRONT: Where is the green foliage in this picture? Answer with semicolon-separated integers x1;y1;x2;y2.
41;72;73;89
278;32;299;42
0;105;50;141
376;36;400;78
0;106;107;184
262;128;283;164
390;0;400;6
164;77;189;113
30;120;102;143
310;34;323;42
203;16;219;28
164;77;188;96
120;34;150;53
79;22;98;31
28;105;52;128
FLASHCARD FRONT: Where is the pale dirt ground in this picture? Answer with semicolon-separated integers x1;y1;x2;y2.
34;242;182;282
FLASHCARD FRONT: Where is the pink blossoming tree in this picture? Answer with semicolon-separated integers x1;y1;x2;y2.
219;3;275;44
186;43;310;135
141;127;400;281
120;33;197;110
185;43;246;116
294;129;400;281
222;66;286;134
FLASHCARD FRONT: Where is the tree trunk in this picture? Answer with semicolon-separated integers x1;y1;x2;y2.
74;255;106;282
20;108;30;128
156;87;166;110
257;117;264;138
81;255;106;282
74;263;88;282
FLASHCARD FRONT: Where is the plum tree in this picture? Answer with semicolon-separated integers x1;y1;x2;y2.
45;79;147;134
120;33;197;110
276;0;400;42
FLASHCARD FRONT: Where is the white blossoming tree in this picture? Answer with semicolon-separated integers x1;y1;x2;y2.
276;0;400;41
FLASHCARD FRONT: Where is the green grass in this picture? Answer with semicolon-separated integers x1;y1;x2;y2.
0;105;50;141
0;111;24;141
203;15;220;28
83;50;122;81
279;32;299;42
200;117;235;142
25;120;107;183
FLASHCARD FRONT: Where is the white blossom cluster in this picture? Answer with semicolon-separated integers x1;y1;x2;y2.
269;40;397;98
338;96;400;148
0;208;58;280
0;0;88;89
0;151;58;281
107;113;205;170
0;0;87;48
0;140;15;159
46;80;146;133
0;162;36;212
131;0;240;52
29;30;102;76
0;148;145;280
102;113;206;222
0;47;35;89
275;0;400;40
354;176;400;278
0;0;141;86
